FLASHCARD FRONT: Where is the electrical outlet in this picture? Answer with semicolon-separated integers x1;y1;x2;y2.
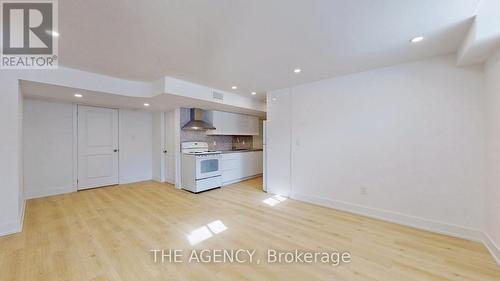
360;187;367;195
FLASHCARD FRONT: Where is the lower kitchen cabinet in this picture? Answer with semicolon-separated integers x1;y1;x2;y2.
221;151;263;185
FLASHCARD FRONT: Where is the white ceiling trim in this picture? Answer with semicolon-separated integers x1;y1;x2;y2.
14;67;266;116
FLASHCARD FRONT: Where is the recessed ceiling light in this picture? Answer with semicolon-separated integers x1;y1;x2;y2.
47;30;59;37
144;103;150;107
251;92;257;95
74;93;82;98
272;97;277;101
231;86;237;90
410;36;424;43
294;68;302;73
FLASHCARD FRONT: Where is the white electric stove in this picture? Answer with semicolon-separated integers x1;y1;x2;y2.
181;142;222;193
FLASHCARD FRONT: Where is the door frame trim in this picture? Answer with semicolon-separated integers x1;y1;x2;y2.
160;111;166;183
72;104;78;190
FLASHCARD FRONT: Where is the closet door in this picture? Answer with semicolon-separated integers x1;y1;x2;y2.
78;105;119;190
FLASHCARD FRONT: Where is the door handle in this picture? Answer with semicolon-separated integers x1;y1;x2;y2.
163;150;167;153
114;149;119;152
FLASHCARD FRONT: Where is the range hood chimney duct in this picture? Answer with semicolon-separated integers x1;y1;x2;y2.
182;108;215;131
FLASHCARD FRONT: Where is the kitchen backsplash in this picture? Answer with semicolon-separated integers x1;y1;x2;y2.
180;130;235;151
232;136;253;150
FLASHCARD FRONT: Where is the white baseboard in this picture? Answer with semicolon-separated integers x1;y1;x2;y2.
19;198;26;232
0;219;21;236
0;199;26;237
152;178;176;185
25;186;76;199
223;174;263;186
119;176;153;185
483;233;500;266
165;177;175;185
290;192;483;242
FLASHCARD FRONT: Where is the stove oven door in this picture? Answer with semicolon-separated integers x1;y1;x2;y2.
196;155;221;180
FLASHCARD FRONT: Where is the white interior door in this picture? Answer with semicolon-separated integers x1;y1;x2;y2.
164;112;171;183
164;110;176;184
163;118;168;183
78;105;119;190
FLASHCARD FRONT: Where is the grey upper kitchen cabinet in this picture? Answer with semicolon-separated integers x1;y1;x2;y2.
206;111;259;136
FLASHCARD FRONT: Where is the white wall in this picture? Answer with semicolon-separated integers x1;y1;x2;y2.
23;101;154;197
267;89;292;197
484;50;500;263
0;77;23;236
119;110;153;184
23;100;75;199
17;84;25;227
173;108;182;188
267;55;486;240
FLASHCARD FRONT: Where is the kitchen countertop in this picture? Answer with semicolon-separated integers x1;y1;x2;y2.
220;149;263;154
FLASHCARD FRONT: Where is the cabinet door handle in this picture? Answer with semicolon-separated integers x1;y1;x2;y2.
114;149;119;152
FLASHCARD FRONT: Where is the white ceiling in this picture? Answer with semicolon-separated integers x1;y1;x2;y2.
20;81;266;117
58;0;480;100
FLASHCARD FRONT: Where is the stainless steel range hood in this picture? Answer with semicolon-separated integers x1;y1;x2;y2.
182;108;216;131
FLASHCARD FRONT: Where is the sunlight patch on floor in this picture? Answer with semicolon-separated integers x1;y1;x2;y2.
187;220;228;245
263;195;287;206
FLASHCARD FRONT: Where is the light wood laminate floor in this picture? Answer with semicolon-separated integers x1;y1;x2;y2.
0;178;499;281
